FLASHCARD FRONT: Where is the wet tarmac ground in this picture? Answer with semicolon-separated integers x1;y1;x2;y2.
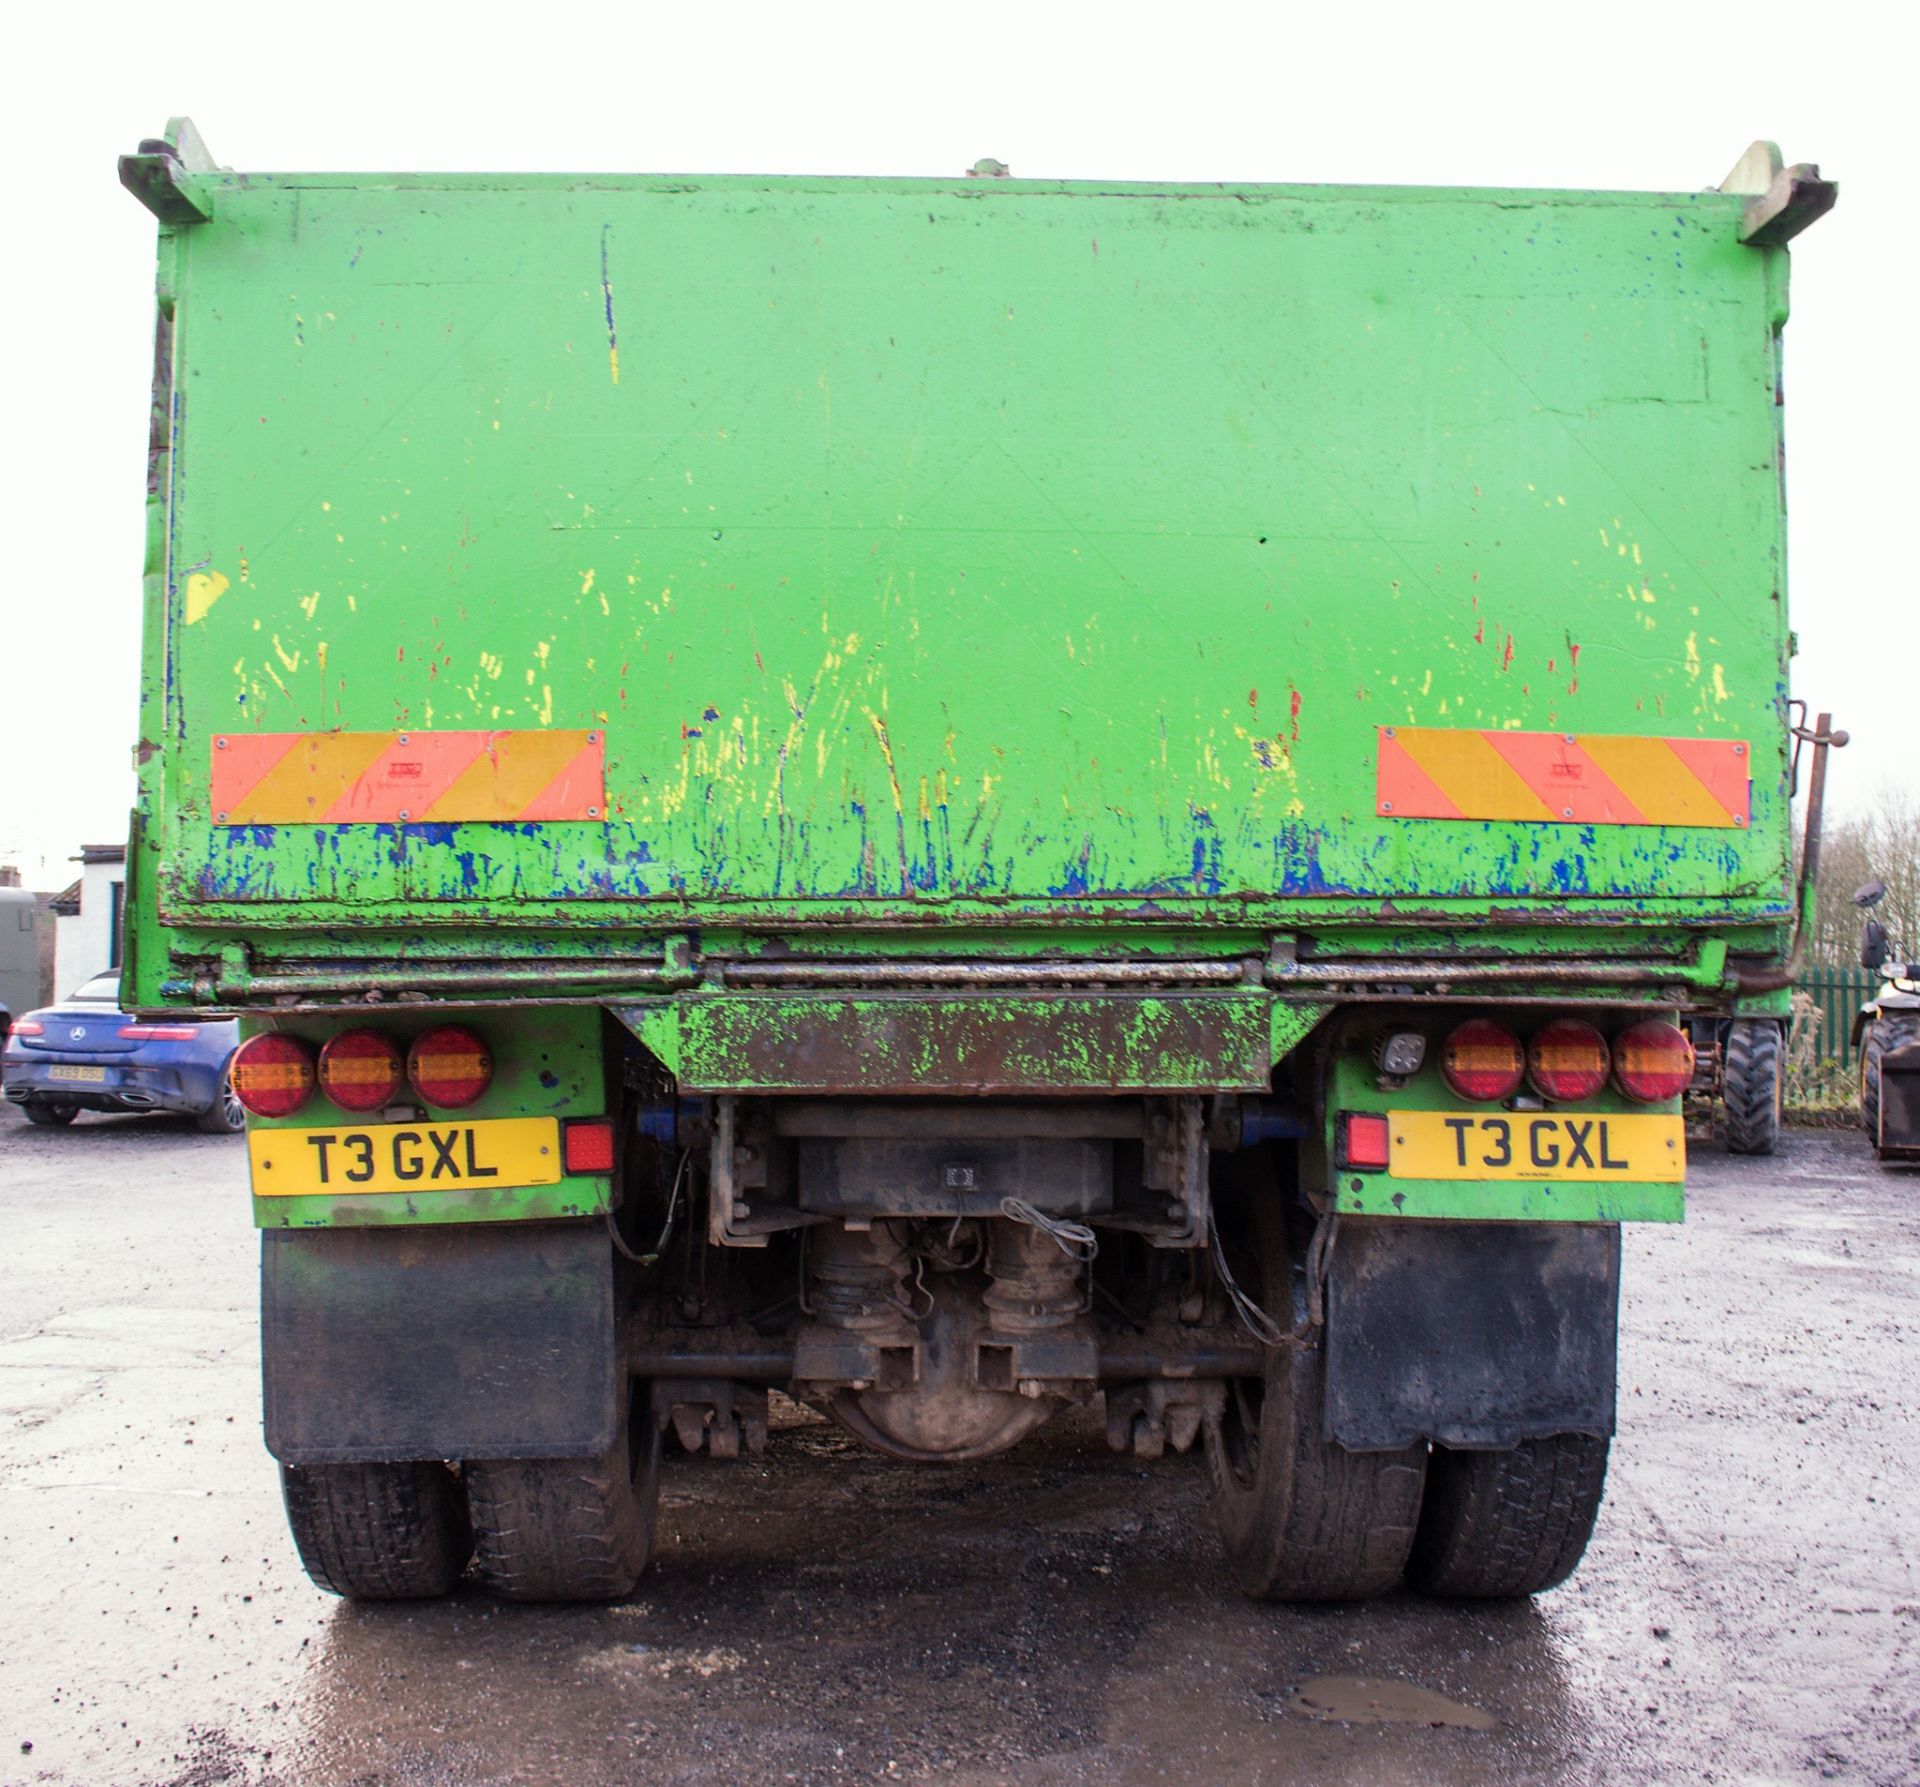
1;1105;1915;1786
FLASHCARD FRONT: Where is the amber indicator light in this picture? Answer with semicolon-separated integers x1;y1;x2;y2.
231;1034;317;1119
408;1024;493;1109
1527;1018;1611;1102
318;1029;405;1113
1439;1018;1526;1102
1613;1019;1695;1103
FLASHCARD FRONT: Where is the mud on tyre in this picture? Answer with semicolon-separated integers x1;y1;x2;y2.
1203;1176;1426;1602
1407;1432;1610;1599
280;1460;472;1600
1722;1018;1783;1157
465;1377;661;1602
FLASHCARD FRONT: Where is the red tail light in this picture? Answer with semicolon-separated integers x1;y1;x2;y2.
231;1034;316;1118
1527;1018;1611;1102
318;1029;404;1113
1440;1019;1525;1102
10;1019;43;1036
562;1117;617;1174
118;1024;200;1041
1613;1020;1695;1103
1337;1111;1392;1171
407;1024;493;1109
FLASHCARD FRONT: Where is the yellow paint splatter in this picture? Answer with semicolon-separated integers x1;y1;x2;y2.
184;570;230;625
581;569;596;597
272;635;301;674
300;590;322;619
1683;632;1702;680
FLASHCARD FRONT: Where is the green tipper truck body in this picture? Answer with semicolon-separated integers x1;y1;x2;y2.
121;122;1833;1607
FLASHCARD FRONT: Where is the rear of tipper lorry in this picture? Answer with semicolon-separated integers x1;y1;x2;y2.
122;122;1836;1603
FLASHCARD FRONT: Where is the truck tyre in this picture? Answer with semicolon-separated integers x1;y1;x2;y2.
1203;1194;1426;1602
1406;1432;1609;1599
280;1460;472;1600
23;1102;78;1127
1861;1015;1920;1144
1723;1018;1782;1156
465;1379;660;1602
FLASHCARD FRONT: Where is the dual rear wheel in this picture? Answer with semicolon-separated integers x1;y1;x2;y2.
1202;1192;1608;1603
281;1380;661;1602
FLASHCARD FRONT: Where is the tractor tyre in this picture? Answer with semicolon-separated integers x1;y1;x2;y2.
1723;1018;1783;1156
1862;1016;1920;1145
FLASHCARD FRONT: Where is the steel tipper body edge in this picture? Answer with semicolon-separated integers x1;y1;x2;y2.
121;121;1835;1604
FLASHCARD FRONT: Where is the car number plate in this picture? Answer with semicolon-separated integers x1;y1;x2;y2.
1389;1110;1684;1182
48;1064;108;1084
248;1117;562;1197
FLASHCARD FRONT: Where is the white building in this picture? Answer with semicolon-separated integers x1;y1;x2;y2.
50;844;127;1000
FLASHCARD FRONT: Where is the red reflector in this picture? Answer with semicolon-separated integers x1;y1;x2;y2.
563;1118;616;1175
1527;1018;1611;1102
407;1024;493;1109
1340;1111;1392;1171
118;1024;199;1041
318;1029;404;1114
10;1019;44;1036
1613;1020;1695;1103
1440;1018;1525;1102
231;1033;316;1118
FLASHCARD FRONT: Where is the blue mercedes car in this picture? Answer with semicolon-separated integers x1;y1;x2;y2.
2;973;242;1131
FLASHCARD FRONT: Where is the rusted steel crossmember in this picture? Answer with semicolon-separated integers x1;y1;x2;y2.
624;1322;1268;1383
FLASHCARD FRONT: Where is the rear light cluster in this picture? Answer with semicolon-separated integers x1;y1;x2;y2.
117;1024;201;1041
10;1019;43;1036
232;1025;493;1120
1437;1016;1692;1106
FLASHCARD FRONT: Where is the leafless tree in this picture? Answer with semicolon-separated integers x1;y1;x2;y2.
1808;788;1920;965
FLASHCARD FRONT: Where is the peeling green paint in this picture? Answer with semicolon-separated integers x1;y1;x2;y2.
129;164;1795;1014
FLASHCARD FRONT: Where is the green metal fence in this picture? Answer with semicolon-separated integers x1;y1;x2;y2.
1797;961;1881;1071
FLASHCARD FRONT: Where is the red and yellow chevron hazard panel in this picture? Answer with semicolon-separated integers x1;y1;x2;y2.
210;730;605;825
1376;728;1750;828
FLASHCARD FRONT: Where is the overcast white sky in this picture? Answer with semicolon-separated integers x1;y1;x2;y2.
2;1;1910;886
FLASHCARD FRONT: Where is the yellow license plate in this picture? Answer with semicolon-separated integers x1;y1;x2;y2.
249;1116;562;1197
48;1065;108;1083
1389;1110;1684;1182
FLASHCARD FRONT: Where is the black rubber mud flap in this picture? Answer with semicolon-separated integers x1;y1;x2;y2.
1324;1221;1620;1451
262;1224;619;1465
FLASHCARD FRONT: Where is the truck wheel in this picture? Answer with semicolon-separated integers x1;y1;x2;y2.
23;1102;78;1127
465;1379;660;1602
1723;1018;1782;1156
1862;1016;1920;1144
1203;1197;1426;1602
1406;1433;1609;1599
279;1460;472;1600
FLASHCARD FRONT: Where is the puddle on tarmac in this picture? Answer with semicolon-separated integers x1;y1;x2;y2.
1285;1675;1499;1731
